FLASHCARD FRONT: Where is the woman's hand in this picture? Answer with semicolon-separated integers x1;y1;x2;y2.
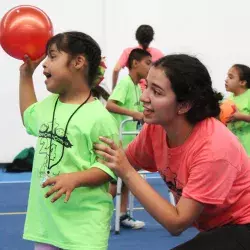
94;136;132;178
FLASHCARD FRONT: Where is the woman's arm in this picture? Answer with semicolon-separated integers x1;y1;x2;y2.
94;137;203;235
125;168;203;235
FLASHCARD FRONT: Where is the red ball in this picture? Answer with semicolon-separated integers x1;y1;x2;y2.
0;5;53;60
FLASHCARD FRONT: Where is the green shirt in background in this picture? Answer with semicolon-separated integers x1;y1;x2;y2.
109;75;143;148
23;95;119;250
227;89;250;156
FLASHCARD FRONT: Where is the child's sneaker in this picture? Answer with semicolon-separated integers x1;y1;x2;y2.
120;214;145;229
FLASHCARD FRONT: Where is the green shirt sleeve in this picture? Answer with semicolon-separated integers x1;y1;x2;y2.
23;102;41;136
89;117;119;180
109;79;128;105
23;95;56;136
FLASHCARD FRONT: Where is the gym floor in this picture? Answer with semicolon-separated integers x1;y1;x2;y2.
0;170;198;250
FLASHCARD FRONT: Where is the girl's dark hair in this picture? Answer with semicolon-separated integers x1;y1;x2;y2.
135;25;154;50
232;64;250;88
154;54;223;124
46;31;101;88
91;85;110;101
127;48;151;69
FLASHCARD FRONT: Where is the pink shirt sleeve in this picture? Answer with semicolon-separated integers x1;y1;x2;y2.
117;48;133;68
125;124;157;172
183;157;238;205
118;47;164;68
148;48;164;62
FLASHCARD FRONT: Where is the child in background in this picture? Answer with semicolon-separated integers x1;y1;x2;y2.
20;31;119;250
108;48;152;147
112;24;164;90
107;48;152;229
225;64;250;155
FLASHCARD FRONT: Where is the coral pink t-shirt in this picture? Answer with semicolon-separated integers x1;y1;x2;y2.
125;118;250;231
118;46;164;68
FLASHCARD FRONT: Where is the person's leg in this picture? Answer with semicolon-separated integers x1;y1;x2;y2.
34;243;60;250
108;182;130;213
120;184;129;213
109;182;117;198
109;182;145;229
119;183;145;229
172;224;250;250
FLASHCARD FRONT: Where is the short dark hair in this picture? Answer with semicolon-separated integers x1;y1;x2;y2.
127;48;151;69
232;64;250;88
135;25;154;50
46;31;101;88
154;54;223;124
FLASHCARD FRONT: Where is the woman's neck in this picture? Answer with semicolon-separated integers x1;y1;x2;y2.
163;119;194;148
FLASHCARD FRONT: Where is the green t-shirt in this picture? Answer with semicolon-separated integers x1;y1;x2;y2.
109;75;143;148
23;95;119;250
227;89;250;156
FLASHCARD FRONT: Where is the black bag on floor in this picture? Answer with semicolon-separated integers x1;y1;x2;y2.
5;147;34;172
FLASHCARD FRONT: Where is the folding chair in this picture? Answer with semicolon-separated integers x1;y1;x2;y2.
114;118;176;234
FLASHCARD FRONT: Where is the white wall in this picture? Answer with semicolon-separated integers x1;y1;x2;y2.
0;0;250;162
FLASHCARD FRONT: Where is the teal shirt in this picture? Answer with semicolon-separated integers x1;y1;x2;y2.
109;75;143;148
23;95;118;250
227;89;250;156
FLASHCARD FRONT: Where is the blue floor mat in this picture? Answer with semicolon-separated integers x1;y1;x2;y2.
0;172;198;250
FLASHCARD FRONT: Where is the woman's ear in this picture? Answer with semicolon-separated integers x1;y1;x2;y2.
177;102;192;115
